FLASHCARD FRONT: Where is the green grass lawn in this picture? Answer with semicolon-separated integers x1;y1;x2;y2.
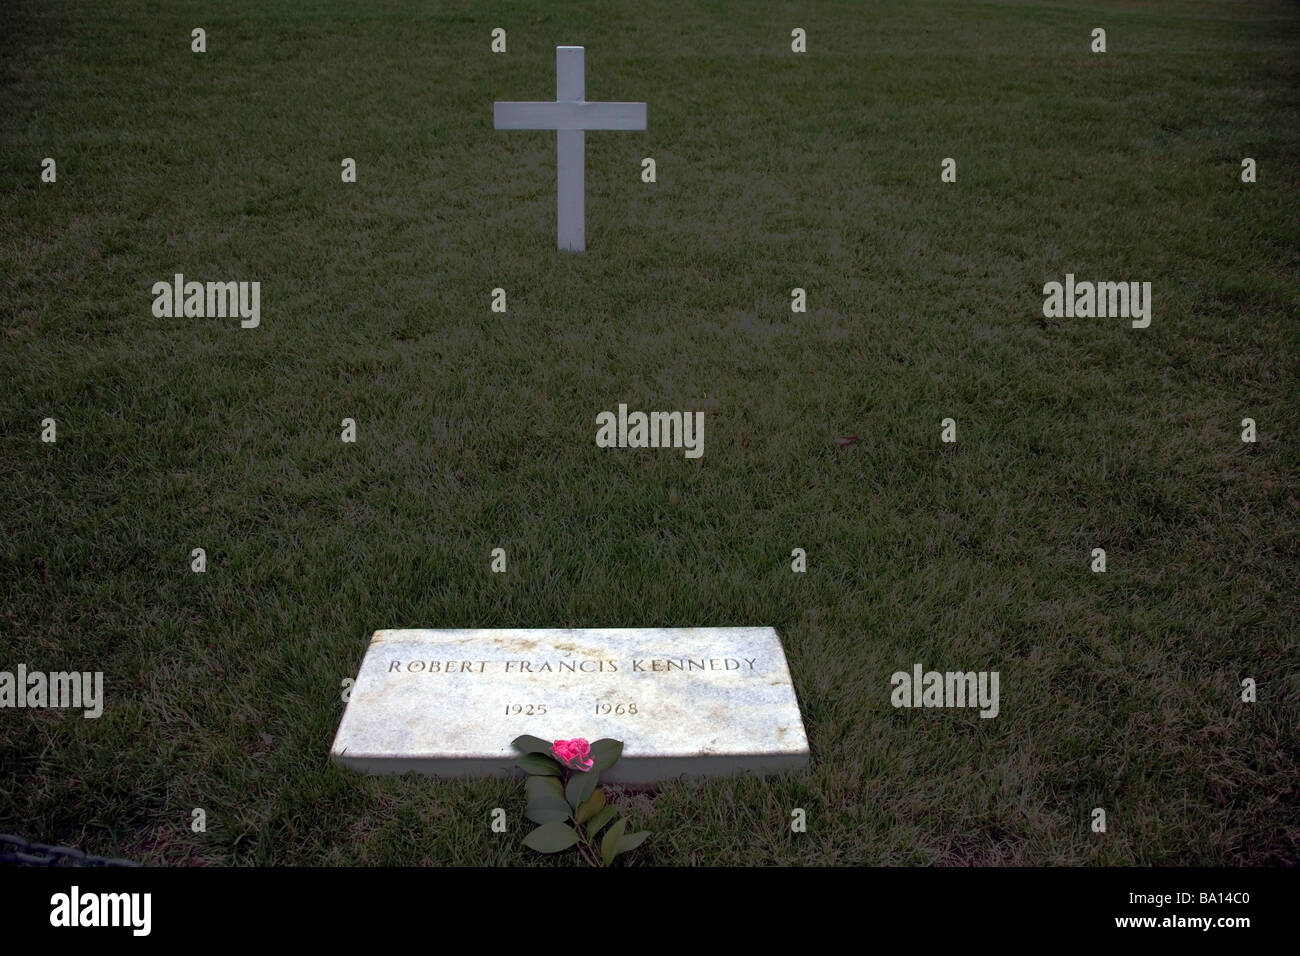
1;0;1297;865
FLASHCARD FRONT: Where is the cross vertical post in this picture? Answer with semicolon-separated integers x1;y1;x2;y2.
556;46;585;253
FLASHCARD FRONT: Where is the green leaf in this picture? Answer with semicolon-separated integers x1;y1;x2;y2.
517;752;562;776
524;774;571;824
526;775;564;801
574;787;605;824
525;801;571;825
600;818;628;866
521;821;580;853
565;766;599;810
589;738;623;773
586;805;617;837
512;734;555;756
617;830;650;856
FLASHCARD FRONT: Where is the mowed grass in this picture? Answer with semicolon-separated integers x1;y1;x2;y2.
1;0;1297;865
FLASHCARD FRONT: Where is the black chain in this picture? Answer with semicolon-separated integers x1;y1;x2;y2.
0;833;139;867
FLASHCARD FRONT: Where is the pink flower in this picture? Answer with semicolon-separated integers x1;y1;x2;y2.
552;738;595;772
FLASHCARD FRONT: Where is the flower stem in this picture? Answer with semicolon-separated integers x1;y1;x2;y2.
575;823;600;867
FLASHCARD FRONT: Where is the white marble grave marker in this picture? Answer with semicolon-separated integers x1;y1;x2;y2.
493;46;647;253
331;627;809;784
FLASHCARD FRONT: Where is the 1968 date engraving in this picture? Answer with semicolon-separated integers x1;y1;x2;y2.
596;702;638;715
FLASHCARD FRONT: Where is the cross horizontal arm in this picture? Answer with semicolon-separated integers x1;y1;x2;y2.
494;101;647;131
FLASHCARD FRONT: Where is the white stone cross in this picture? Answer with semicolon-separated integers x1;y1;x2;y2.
494;46;647;253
